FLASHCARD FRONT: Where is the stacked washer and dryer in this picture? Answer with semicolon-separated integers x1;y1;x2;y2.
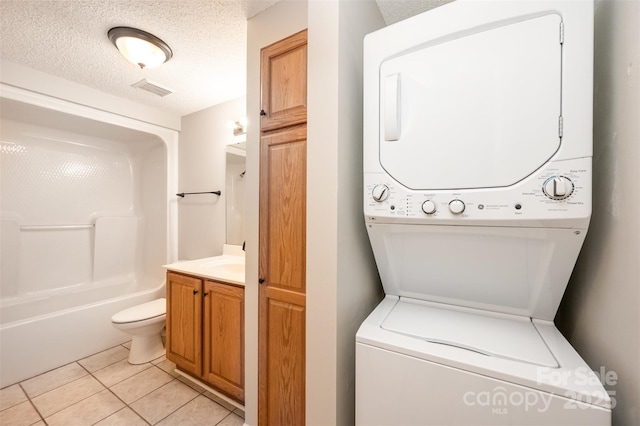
356;1;611;425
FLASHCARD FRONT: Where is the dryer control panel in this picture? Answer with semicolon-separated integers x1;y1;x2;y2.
364;157;591;226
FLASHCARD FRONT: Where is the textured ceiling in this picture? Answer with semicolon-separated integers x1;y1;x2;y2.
0;0;449;118
375;0;454;25
0;0;278;117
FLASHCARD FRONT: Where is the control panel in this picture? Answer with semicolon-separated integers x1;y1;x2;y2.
364;158;591;223
541;176;574;200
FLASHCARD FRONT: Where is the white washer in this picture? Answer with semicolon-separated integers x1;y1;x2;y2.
356;1;611;424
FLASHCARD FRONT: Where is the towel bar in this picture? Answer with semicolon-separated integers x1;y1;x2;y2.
176;191;222;198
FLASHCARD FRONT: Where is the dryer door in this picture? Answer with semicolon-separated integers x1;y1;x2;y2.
379;14;562;190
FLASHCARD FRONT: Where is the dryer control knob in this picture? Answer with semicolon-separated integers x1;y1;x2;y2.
372;184;390;202
542;176;574;200
449;199;465;214
422;200;437;215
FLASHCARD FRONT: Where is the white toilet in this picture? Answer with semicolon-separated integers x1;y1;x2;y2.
111;298;166;364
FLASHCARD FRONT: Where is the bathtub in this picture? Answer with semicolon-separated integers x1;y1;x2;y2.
0;85;178;387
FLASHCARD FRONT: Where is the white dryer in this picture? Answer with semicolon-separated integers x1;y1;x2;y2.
356;1;611;425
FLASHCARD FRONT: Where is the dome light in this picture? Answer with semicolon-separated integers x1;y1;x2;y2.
108;27;172;69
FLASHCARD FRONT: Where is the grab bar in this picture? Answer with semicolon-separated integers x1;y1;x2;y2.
20;224;95;231
176;191;222;198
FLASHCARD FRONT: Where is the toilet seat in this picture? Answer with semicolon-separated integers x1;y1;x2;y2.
111;298;166;324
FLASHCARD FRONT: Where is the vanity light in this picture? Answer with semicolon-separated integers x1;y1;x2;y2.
232;121;245;136
108;27;173;69
228;118;247;136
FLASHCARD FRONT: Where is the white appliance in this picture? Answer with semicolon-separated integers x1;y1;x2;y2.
356;1;612;425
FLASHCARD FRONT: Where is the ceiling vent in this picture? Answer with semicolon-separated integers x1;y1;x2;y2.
131;79;173;97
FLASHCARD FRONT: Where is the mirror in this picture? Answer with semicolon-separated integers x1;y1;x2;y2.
225;142;246;245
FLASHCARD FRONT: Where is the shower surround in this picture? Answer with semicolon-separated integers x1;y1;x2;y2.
0;85;178;387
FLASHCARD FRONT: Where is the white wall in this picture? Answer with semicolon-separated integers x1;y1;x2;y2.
178;97;245;260
556;1;640;425
245;2;308;425
0;60;180;131
335;3;386;423
307;1;385;424
307;2;340;422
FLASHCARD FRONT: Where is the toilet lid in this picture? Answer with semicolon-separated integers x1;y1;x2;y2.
111;298;166;324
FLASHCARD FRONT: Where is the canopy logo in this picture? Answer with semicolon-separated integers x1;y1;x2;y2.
462;366;616;415
462;386;553;414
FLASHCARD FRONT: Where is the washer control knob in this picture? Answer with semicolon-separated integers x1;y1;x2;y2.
372;184;390;202
449;199;465;214
422;200;437;215
543;176;574;200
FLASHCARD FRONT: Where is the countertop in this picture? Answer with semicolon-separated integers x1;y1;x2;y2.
163;254;245;287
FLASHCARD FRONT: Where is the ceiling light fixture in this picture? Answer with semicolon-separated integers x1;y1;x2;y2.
108;27;173;69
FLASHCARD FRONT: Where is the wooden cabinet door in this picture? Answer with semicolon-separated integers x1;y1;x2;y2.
259;123;307;425
260;29;308;132
203;280;245;403
166;272;202;377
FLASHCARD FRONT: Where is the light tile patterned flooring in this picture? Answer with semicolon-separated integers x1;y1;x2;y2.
0;342;245;426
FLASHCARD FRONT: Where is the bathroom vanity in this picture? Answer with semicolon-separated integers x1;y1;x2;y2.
164;254;245;404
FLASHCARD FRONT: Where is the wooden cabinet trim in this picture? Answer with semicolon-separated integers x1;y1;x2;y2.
261;123;307;145
265;286;306;307
167;271;244;289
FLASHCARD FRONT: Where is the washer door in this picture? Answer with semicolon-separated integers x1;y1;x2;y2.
381;300;558;367
379;14;562;190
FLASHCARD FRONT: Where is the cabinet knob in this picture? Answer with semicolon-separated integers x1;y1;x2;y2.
203;292;209;297
260;109;267;116
259;278;265;284
193;290;198;295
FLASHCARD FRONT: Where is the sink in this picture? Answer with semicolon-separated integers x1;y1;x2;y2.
202;263;244;275
201;258;244;267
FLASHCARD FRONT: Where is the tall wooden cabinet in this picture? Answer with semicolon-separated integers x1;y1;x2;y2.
166;271;245;403
258;29;308;426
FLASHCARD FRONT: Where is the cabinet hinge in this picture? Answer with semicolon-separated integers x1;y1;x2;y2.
560;22;564;44
559;115;564;138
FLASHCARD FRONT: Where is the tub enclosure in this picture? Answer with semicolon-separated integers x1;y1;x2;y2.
0;86;178;387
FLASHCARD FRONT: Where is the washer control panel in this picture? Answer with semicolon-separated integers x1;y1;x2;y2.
542;176;574;200
372;184;390;202
421;200;437;215
365;158;590;222
448;199;465;214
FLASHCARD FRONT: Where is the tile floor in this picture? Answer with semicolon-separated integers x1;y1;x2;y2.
0;342;245;426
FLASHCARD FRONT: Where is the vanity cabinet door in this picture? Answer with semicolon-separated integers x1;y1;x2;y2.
203;280;245;403
166;272;202;377
260;29;308;132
